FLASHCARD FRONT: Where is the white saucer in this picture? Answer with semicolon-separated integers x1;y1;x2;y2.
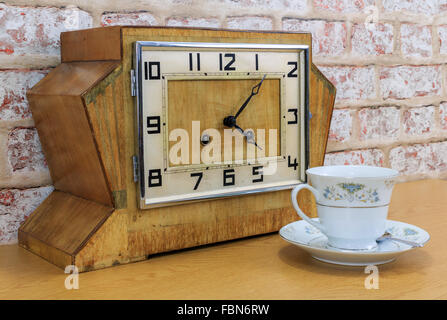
279;218;430;266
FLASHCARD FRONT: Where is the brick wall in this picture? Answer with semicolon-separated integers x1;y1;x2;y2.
1;0;447;244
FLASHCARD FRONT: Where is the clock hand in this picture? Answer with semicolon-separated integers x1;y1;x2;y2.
223;74;267;129
234;74;267;120
234;123;244;133
234;124;263;150
245;133;262;150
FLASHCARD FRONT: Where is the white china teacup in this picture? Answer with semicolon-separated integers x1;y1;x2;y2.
291;165;399;250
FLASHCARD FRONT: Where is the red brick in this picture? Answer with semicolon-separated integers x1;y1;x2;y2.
166;17;220;28
400;24;432;58
318;66;376;100
313;0;375;13
226;16;273;30
380;66;441;100
7;128;46;172
358;106;400;141
0;70;48;121
351;23;393;56
0;4;92;56
328;109;352;142
403;106;435;136
389;142;447;176
440;102;447;130
101;12;159;26
382;0;438;14
0;186;53;244
324;149;385;166
282;19;347;56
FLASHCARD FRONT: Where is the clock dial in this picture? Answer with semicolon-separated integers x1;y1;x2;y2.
135;42;308;208
167;76;281;164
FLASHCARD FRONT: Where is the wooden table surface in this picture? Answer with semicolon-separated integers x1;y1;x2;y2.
0;179;446;300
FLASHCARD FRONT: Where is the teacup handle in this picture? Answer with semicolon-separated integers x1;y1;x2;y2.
291;184;326;233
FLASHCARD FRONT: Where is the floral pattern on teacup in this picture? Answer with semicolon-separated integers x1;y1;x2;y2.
323;183;380;203
340;183;365;193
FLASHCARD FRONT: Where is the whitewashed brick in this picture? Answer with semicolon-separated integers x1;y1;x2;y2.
313;0;375;13
319;66;376;100
382;0;438;15
440;102;447;129
351;23;394;56
403;106;435;136
282;19;347;56
101;12;159;26
438;25;447;55
358;107;400;141
380;66;441;100
400;24;432;58
328;109;352;142
441;0;447;11
223;0;308;11
0;4;92;56
0;70;48;121
0;186;53;244
390;142;447;175
7;128;46;172
166;17;220;28
324;149;385;166
226;16;273;30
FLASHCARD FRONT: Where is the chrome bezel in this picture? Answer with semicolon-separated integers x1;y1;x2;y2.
133;41;310;209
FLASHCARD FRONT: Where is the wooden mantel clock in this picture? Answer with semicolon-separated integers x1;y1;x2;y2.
18;27;335;272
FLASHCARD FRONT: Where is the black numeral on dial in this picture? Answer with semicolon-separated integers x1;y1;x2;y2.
252;166;263;183
288;108;298;124
189;53;201;71
287;61;298;78
288;156;298;170
219;53;236;71
255;53;259;70
191;172;203;190
148;169;162;187
223;169;235;186
145;61;161;80
146;116;161;134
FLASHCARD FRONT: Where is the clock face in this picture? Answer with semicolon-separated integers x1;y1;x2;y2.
134;41;309;208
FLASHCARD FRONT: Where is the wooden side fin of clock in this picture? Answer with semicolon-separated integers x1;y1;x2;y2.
18;27;335;272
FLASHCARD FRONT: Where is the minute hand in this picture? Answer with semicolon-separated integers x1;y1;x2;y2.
234;74;267;119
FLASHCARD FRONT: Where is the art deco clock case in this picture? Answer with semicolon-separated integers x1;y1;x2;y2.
18;27;335;272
